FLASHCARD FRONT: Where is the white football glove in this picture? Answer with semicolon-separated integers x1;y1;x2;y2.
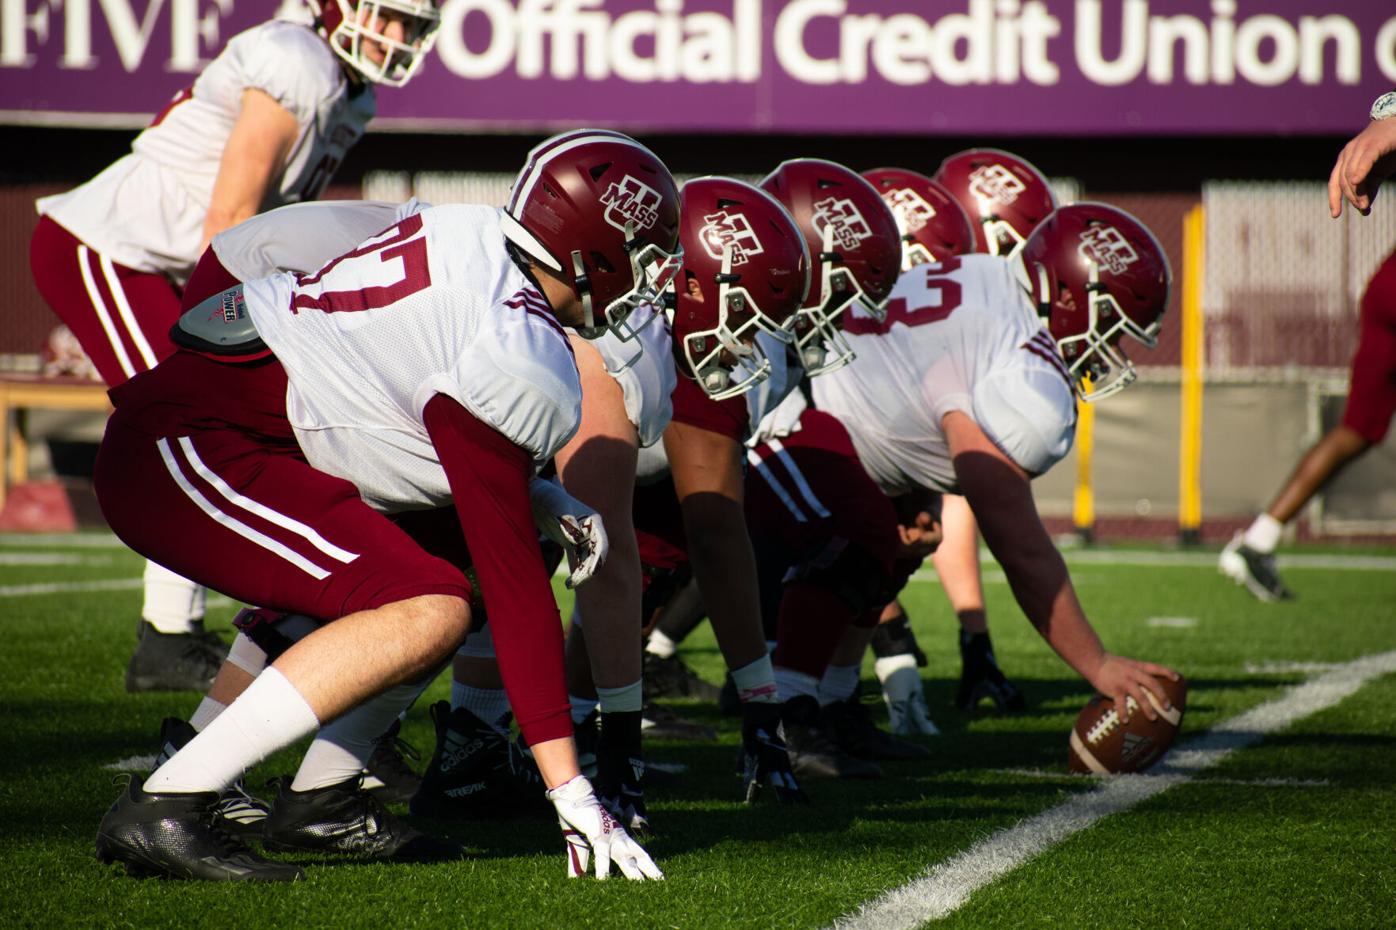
875;655;941;736
528;476;609;589
547;775;663;881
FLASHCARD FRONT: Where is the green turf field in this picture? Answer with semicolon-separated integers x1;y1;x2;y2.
2;533;1393;929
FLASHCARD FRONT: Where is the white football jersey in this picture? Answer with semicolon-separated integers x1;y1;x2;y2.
38;20;373;284
813;253;1077;496
242;204;582;512
573;305;675;450
213;199;428;281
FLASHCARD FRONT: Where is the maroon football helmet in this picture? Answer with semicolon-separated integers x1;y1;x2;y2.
934;148;1057;257
862;168;977;271
671;177;809;400
760;159;900;375
502;130;682;341
307;0;440;86
1017;202;1171;402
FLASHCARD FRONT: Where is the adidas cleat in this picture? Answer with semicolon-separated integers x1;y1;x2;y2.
409;702;545;820
361;718;422;805
1220;533;1295;602
153;717;269;838
126;621;227;693
263;775;465;862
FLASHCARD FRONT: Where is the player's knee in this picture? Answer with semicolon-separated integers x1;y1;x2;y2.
404;594;471;667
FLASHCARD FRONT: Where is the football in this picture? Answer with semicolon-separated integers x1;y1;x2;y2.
1067;674;1187;774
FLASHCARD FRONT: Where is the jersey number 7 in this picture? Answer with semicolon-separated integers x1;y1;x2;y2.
291;214;432;315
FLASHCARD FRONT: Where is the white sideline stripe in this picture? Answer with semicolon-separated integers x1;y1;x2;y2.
1059;550;1396;570
175;437;359;565
0;578;141;597
1146;616;1198;628
987;768;1331;788
0;533;122;548
77;243;136;379
157;439;332;580
0;553;111;566
828;649;1396;930
1246;660;1343;675
99;250;158;369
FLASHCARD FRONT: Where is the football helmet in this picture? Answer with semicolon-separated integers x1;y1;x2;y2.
934;148;1057;257
308;0;440;87
1016;202;1171;402
862;168;977;271
671;177;809;400
760;159;900;375
502;130;682;341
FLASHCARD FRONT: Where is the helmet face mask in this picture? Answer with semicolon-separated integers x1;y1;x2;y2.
761;160;901;378
671;176;810;400
680;249;796;400
315;0;440;87
572;231;684;341
1020;202;1170;403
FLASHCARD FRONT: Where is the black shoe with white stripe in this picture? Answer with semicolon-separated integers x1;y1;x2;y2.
1220;533;1295;602
154;717;269;838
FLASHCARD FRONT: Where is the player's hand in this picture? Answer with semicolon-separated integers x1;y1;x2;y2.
1329;117;1396;217
528;476;609;588
1087;654;1179;724
548;775;663;881
876;657;940;735
896;510;943;562
740;702;808;805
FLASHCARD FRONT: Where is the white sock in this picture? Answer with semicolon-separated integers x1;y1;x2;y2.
1243;514;1284;554
188;697;225;732
774;667;820;702
146;667;319;794
732;654;779;704
818;664;861;706
570;693;598;724
596;680;643;714
225;632;268;676
454;681;510;728
142;560;206;634
645;631;677;659
291;680;424;792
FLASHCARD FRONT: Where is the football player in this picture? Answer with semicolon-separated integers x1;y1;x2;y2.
748;200;1181;760
91;130;678;882
28;0;441;692
863;150;1062;728
419;177;817;831
1224;93;1396;601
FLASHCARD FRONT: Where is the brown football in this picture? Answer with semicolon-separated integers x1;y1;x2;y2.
1067;674;1187;774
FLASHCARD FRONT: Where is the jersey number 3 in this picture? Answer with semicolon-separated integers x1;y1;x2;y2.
845;257;962;336
291;214;431;315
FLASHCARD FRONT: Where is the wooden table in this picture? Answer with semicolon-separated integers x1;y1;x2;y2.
0;375;111;510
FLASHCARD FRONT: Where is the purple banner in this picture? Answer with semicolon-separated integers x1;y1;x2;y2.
2;0;1394;134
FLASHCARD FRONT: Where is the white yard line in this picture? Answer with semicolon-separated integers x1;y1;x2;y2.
0;578;142;597
1146;616;1198;628
0;553;113;566
1245;660;1344;675
0;532;122;548
828;649;1396;930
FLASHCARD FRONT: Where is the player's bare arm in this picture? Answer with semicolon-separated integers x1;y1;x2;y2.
200;88;299;253
1328;109;1396;218
556;336;643;689
943;410;1177;722
664;419;768;670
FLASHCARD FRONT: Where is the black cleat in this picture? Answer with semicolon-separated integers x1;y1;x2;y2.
96;776;302;882
126;620;227;693
643;651;722;701
955;632;1027;712
1220;534;1295;602
153;717;269;838
779;696;882;780
641;700;717;741
263;775;466;861
409;702;545;820
361;718;422;805
819;694;930;761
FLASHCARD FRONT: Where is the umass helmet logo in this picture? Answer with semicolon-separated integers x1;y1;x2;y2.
813;196;873;250
699;209;764;265
601;174;662;233
883;188;937;233
1078;225;1139;275
968;164;1026;205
